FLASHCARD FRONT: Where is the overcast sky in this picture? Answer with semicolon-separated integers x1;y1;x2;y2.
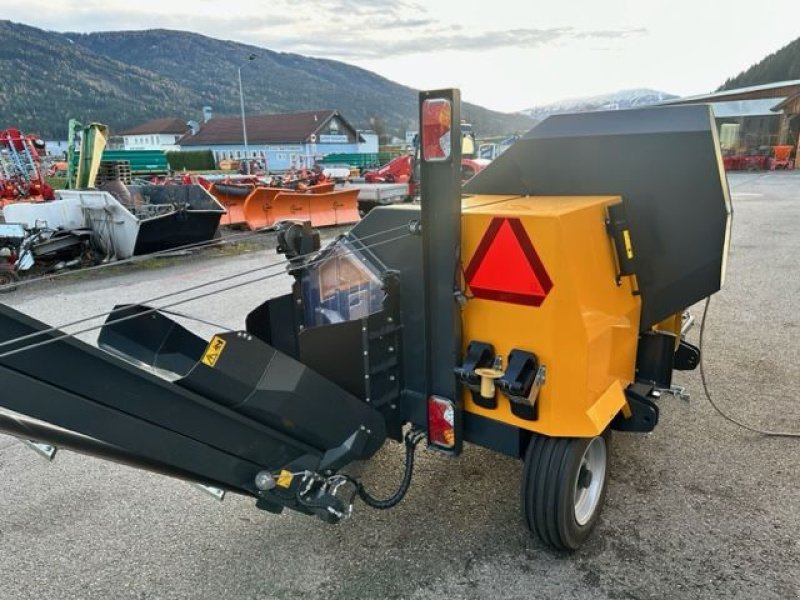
5;0;799;112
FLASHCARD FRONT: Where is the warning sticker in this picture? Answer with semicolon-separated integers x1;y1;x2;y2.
276;470;294;488
464;217;553;307
622;229;634;259
201;335;227;367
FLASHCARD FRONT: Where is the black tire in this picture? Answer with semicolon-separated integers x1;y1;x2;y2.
522;431;610;551
0;269;19;293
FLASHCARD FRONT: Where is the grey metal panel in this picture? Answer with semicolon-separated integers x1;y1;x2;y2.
464;104;732;329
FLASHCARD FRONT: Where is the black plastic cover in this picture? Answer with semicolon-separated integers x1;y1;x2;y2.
464;105;732;330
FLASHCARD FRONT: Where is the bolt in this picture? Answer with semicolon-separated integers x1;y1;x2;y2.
390;404;397;410
389;375;395;382
363;350;368;356
388;346;395;352
364;374;370;380
387;317;393;323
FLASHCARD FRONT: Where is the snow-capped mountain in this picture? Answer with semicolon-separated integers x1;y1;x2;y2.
520;89;678;120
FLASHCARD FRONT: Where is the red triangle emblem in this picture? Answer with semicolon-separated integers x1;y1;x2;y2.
464;217;553;306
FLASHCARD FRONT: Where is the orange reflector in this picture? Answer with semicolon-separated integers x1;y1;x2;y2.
464;217;553;306
427;395;456;449
421;98;452;162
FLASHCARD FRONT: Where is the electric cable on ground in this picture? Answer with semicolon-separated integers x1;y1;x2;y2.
698;295;800;438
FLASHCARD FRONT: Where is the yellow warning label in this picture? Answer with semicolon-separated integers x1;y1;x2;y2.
201;335;227;367
622;229;634;260
276;470;294;488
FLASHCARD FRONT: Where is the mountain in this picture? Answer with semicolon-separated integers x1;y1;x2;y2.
0;20;534;140
718;37;800;90
520;88;678;121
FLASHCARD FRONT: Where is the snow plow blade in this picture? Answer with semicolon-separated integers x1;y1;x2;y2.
243;189;360;230
307;188;361;227
243;189;311;229
209;182;253;226
0;303;386;520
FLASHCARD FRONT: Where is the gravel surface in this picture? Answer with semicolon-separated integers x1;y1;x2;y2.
0;173;798;599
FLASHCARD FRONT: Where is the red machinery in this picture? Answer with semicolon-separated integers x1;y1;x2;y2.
770;145;794;170
0;128;54;206
363;123;489;190
364;154;414;184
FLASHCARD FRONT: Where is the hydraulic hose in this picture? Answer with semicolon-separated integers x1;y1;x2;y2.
355;429;426;510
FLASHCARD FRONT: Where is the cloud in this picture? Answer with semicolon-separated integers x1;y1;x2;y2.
573;27;647;39
3;0;646;62
313;0;426;16
259;26;647;60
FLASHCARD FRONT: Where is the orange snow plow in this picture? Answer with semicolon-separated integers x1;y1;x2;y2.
210;176;354;230
243;188;309;230
209;182;253;226
242;187;360;229
306;188;360;227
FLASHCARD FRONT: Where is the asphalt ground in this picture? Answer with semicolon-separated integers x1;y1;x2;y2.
0;172;798;599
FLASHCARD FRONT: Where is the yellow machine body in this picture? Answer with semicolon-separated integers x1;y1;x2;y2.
461;194;641;438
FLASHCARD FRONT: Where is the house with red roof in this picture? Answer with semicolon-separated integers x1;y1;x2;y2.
177;109;366;171
119;118;188;151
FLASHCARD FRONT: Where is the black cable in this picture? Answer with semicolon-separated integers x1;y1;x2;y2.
699;296;800;438
0;223;411;351
0;227;273;293
0;231;412;360
157;308;235;332
353;429;425;509
0;255;288;350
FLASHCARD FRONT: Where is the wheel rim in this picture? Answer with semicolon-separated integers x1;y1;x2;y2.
573;436;607;526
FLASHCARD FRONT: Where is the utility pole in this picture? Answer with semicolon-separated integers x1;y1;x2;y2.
238;54;257;168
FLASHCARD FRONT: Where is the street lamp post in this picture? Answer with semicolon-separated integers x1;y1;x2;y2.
237;54;257;168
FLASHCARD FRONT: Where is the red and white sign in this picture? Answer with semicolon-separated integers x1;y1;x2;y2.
464;217;553;306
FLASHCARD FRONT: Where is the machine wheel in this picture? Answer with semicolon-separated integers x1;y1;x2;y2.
0;268;19;293
521;431;610;551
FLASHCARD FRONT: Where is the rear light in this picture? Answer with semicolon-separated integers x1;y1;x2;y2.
427;395;456;449
421;98;452;162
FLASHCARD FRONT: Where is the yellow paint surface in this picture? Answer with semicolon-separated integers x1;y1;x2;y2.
461;195;641;437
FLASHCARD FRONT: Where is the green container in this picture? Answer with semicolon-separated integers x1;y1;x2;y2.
70;150;169;176
317;153;381;168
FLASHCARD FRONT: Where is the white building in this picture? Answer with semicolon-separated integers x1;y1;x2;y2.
357;130;379;153
119;118;188;151
178;109;364;171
